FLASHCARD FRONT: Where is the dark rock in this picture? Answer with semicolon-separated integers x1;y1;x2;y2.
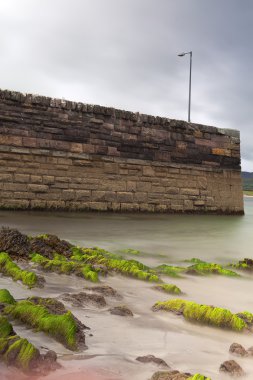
219;360;245;377
0;227;30;259
30;234;73;259
62;292;107;308
151;370;190;380
229;343;248;357
136;355;169;368
84;284;121;298
109;305;133;316
28;296;67;315
44;350;57;362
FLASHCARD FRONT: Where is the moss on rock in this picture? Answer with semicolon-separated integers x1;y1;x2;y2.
0;289;16;305
154;284;182;295
71;247;160;282
187;375;211;380
4;296;86;351
152;299;251;332
0;252;41;288
185;261;238;277
31;253;98;282
155;264;185;278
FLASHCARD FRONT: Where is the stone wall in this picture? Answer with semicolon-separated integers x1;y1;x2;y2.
0;89;244;214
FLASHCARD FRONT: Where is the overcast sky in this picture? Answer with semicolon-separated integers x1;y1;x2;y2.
0;0;252;170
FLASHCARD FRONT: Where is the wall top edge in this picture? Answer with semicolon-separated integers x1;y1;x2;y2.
0;88;239;138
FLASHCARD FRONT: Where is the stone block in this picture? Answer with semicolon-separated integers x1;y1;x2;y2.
28;184;49;193
117;192;133;203
181;188;199;196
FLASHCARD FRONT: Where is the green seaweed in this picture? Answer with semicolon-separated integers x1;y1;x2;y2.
187;375;211;380
154;283;182;295
0;315;41;371
31;253;98;282
4;337;39;370
71;247;159;282
0;315;14;338
229;258;253;271
0;252;39;288
155;264;185;278
152;299;249;331
4;299;80;350
0;289;16;305
186;262;238;277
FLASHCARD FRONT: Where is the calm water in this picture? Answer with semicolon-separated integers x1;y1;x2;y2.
0;198;253;380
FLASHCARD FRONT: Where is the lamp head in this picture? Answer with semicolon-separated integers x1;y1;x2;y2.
178;53;186;57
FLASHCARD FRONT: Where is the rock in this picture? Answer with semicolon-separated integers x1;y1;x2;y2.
30;234;73;259
109;305;133;316
247;346;253;355
40;350;61;374
151;370;190;380
0;227;30;260
84;284;121;298
219;360;245;377
62;292;107;308
136;354;169;368
229;343;248;357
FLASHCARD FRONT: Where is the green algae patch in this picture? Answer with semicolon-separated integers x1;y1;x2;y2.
0;315;14;338
187;375;211;380
4;336;40;370
0;289;16;305
4;299;85;350
155;264;186;278
0;316;42;371
152;299;251;332
154;284;182;295
0;252;41;288
71;247;160;282
185;262;239;277
31;253;99;282
229;258;253;271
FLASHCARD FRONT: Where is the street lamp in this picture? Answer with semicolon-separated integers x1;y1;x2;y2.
178;51;192;123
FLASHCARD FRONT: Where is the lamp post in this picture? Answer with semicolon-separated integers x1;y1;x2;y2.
178;51;192;123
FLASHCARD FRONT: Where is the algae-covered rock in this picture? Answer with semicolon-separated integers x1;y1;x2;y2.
151;370;191;380
152;299;252;332
3;294;88;351
153;284;182;295
0;315;59;373
230;258;253;271
0;252;44;288
155;265;185;278
109;305;133;316
0;289;16;305
136;354;169;368
219;360;245;377
185;262;238;277
71;247;160;282
31;253;99;282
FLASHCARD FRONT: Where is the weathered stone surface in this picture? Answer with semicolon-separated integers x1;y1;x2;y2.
136;355;169;368
229;343;248;357
219;360;245;377
109;305;133;316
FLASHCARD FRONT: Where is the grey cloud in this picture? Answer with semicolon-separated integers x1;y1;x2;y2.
0;0;253;169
